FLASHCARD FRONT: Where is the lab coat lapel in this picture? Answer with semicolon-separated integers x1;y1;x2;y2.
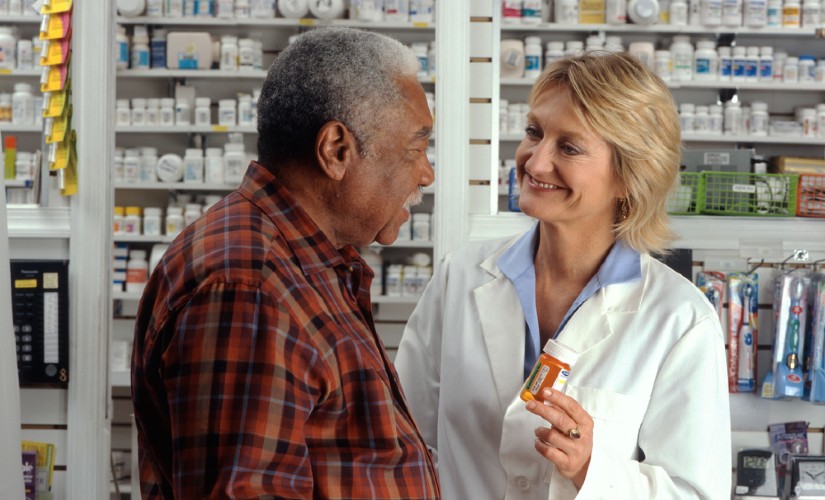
556;264;646;356
474;263;526;413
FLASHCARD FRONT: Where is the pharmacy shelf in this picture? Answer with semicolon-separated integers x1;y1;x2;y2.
116;16;435;30
114;181;236;191
110;371;131;388
0;123;41;133
1;15;40;23
372;295;423;304
6;206;71;238
499;132;825;145
113;235;174;243
0;68;41;77
113;291;144;301
499;23;816;37
501;77;825;92
370;240;434;249
116;69;435;85
117;69;268;79
115;125;257;134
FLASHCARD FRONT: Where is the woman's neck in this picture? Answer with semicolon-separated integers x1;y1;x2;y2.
534;221;617;286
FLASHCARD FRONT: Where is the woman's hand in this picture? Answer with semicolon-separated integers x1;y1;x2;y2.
525;388;593;490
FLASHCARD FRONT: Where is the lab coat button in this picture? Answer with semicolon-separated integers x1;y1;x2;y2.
515;475;530;490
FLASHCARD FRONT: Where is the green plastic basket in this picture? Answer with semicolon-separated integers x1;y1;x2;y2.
666;172;705;215
700;172;799;217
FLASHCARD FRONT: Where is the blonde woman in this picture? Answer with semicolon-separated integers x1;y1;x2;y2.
396;52;731;499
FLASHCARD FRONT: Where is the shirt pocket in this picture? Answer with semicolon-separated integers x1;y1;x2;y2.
566;385;650;461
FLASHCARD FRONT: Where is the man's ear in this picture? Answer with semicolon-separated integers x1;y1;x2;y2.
315;120;359;181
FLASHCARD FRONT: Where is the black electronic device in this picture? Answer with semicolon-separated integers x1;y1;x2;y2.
736;449;777;496
10;260;69;386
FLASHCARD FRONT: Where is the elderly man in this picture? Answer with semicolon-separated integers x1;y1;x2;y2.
131;28;438;499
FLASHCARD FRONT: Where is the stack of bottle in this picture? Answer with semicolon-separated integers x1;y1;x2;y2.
116;0;436;22
503;0;820;28
113;193;224;240
0;83;42;126
0;27;40;70
115;90;261;128
360;248;434;298
679;99;825;137
0;0;39;16
499;101;530;135
114;139;249;186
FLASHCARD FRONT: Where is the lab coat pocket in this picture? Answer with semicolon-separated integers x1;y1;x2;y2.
565;385;649;461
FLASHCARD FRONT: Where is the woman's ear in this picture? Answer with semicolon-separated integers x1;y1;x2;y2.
315;120;359;181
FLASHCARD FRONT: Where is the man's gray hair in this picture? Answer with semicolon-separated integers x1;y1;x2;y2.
256;27;421;166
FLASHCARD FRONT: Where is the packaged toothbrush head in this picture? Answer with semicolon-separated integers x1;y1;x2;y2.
773;271;811;399
727;273;758;393
804;272;825;404
697;271;725;321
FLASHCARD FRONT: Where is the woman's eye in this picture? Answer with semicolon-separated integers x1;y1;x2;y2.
524;126;540;138
561;144;580;155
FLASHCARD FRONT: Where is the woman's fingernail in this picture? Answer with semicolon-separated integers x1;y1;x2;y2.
543;389;553;399
526;401;536;410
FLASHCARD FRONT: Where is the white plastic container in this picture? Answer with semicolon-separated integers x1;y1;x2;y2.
744;0;768;24
799;55;816;81
124;206;142;235
670;0;689;23
360;248;384;297
410;0;435;23
184;203;202;226
427;41;436;77
680;103;696;133
159;97;175;126
385;265;403;296
131;26;150;70
126;250;149;293
565;40;584;57
816;103;825;137
695;105;710;132
192;97;210;126
0;28;17;70
774;50;788;81
205;147;224;184
237;94;254;126
14;151;32;180
220;35;238;71
545;41;565;66
709;104;724;132
166;206;184;237
234;0;251;17
384;0;409;21
223;143;246;184
784;56;799;82
156;153;184;182
115;27;129;70
724;100;742;134
500;39;526;79
411;212;431;240
11;83;34;126
627;0;660;23
694;40;718;80
251;0;276;17
141;147;158;182
745;46;760;82
629;41;656;68
412;42;429;79
816;60;825;81
218;99;237;126
116;99;131;126
671;35;693;81
803;0;820;24
718;46;732;81
166;32;212;69
146;0;164;16
238;38;255;70
702;0;723;24
759;46;773;81
183;148;204;183
555;0;579;24
731;45;747;82
722;0;743;25
524;36;542;79
503;0;524;23
146;98;159;125
215;0;234;17
801;107;817;137
654;50;672;80
129;98;146;126
783;0;801;25
749;101;769;135
767;0;783;23
16;39;32;69
175;98;190;125
143;207;163;236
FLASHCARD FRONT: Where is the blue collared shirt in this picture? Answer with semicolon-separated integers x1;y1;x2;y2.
497;222;642;380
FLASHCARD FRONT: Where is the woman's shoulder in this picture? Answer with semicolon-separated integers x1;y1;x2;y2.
641;254;718;318
442;234;524;271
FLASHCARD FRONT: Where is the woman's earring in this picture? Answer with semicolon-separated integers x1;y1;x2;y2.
618;198;629;222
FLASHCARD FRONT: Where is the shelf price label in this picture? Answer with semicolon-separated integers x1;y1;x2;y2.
299;18;317;26
412;22;430;28
211;125;229;132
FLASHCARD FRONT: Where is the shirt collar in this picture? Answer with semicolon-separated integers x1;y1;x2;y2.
498;222;641;287
238;161;364;275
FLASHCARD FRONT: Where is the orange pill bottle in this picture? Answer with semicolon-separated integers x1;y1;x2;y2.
520;339;579;404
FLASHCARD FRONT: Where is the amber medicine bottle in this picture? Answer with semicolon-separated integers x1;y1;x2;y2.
520;339;579;403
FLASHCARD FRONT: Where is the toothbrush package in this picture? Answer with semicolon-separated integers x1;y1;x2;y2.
727;273;759;393
804;273;825;404
768;272;811;400
696;271;725;322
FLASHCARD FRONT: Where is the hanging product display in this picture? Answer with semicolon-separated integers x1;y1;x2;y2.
727;272;759;393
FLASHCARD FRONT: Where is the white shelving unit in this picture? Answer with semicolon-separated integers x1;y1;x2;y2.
116;16;435;30
500;132;825;145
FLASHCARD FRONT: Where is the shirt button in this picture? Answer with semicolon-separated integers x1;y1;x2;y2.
349;264;360;272
515;475;530;491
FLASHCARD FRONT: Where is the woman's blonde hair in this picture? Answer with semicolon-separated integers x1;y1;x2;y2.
529;51;681;255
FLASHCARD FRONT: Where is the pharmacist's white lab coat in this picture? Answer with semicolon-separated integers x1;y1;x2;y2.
395;234;731;500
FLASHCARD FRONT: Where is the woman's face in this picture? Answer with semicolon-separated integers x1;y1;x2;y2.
515;86;625;231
